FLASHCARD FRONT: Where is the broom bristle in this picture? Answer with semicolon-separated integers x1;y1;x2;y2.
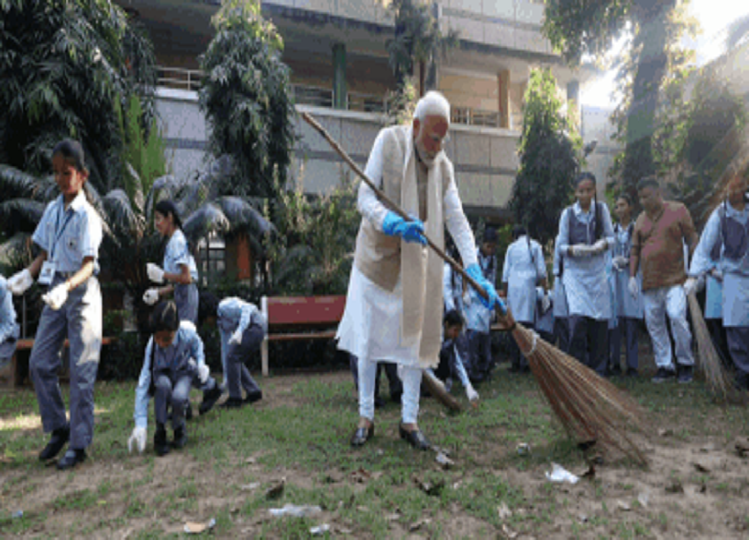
511;325;648;466
686;294;736;402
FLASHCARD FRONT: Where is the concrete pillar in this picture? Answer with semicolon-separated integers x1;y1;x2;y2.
498;70;510;129
332;43;347;110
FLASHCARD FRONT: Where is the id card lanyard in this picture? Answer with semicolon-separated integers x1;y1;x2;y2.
39;204;74;285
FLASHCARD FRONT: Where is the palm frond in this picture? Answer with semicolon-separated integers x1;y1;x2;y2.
217;196;275;236
0;198;46;226
102;188;145;237
181;202;231;246
0;164;42;198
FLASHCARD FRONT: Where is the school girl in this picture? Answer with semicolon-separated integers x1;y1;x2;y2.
688;173;749;389
501;226;547;372
128;301;212;456
555;172;615;376
0;275;20;368
7;139;103;470
608;195;643;377
144;200;222;414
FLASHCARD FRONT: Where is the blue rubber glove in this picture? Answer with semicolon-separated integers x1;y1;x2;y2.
381;212;427;245
465;263;506;314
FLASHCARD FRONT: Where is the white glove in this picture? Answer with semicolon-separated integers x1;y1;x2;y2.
628;276;639;299
683;277;698;296
540;293;551;313
127;426;146;454
229;329;243;346
570;244;593;258
7;269;33;295
591;239;608;255
710;268;723;282
198;364;209;385
462;290;472;307
612;256;628;271
42;283;68;310
466;385;479;403
147;263;165;284
143;288;159;306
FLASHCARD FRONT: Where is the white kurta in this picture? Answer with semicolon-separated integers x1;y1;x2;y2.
337;136;477;367
502;236;545;324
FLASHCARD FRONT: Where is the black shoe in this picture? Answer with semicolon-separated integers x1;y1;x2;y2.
350;424;374;447
374;396;386;409
185;402;194;421
652;367;676;384
608;364;622;377
244;390;263;404
199;385;223;415
56;448;86;470
172;426;187;449
677;365;693;384
154;423;170;457
221;397;245;409
39;425;70;461
626;368;639;378
399;424;430;451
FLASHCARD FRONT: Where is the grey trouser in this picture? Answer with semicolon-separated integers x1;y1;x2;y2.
155;374;192;429
223;325;263;400
727;327;749;382
30;276;102;449
175;283;199;325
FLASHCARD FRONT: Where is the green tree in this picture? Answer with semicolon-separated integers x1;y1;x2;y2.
510;68;580;249
385;0;459;96
199;0;295;199
543;0;695;198
0;0;156;192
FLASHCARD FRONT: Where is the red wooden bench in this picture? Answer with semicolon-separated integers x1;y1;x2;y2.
0;337;116;388
260;295;346;376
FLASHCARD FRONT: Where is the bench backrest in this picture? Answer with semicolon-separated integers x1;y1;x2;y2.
263;295;346;326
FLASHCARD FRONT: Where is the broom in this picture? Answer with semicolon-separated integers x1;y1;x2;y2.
686;292;735;402
301;112;648;464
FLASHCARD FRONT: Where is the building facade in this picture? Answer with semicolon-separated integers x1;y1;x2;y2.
118;0;598;222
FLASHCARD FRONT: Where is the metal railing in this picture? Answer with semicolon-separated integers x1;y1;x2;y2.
293;85;334;108
451;107;502;128
157;66;204;92
347;91;389;113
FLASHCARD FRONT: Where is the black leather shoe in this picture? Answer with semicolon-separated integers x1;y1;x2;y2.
172;426;187;449
185;402;194;421
399;424;430;450
221;397;245;409
199;385;223;415
56;448;86;470
350;424;374;447
154;423;171;456
244;390;263;404
39;425;70;461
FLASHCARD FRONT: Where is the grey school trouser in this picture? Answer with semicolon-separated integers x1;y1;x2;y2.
155;374;193;429
221;324;263;400
30;275;102;449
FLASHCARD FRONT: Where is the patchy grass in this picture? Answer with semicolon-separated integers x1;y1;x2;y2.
2;366;749;538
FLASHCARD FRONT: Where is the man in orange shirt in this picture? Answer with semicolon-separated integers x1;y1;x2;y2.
629;177;699;384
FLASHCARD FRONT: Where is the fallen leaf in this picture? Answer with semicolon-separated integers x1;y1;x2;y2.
265;478;285;500
497;502;512;520
665;479;684;494
502;523;518;538
350;468;371;483
616;500;631;511
240;482;261;491
693;462;710;473
184;518;216;534
244;457;256;464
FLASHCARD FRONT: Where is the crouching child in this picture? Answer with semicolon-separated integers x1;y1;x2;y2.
128;301;212;456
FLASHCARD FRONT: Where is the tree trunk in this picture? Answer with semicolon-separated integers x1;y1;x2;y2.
419;60;426;97
622;0;675;198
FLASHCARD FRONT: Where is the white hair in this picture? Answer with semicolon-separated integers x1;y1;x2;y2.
414;91;450;123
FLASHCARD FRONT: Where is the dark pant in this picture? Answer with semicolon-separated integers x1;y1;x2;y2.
567;315;608;376
727;327;749;387
609;317;639;371
509;322;534;370
226;325;264;399
466;329;492;380
554;317;570;353
349;355;402;401
155;374;192;429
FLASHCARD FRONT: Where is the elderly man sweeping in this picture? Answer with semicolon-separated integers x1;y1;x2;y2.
337;91;501;450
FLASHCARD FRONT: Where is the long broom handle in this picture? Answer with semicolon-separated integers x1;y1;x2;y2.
301;111;497;308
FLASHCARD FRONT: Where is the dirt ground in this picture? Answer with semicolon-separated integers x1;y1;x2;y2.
3;370;749;539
